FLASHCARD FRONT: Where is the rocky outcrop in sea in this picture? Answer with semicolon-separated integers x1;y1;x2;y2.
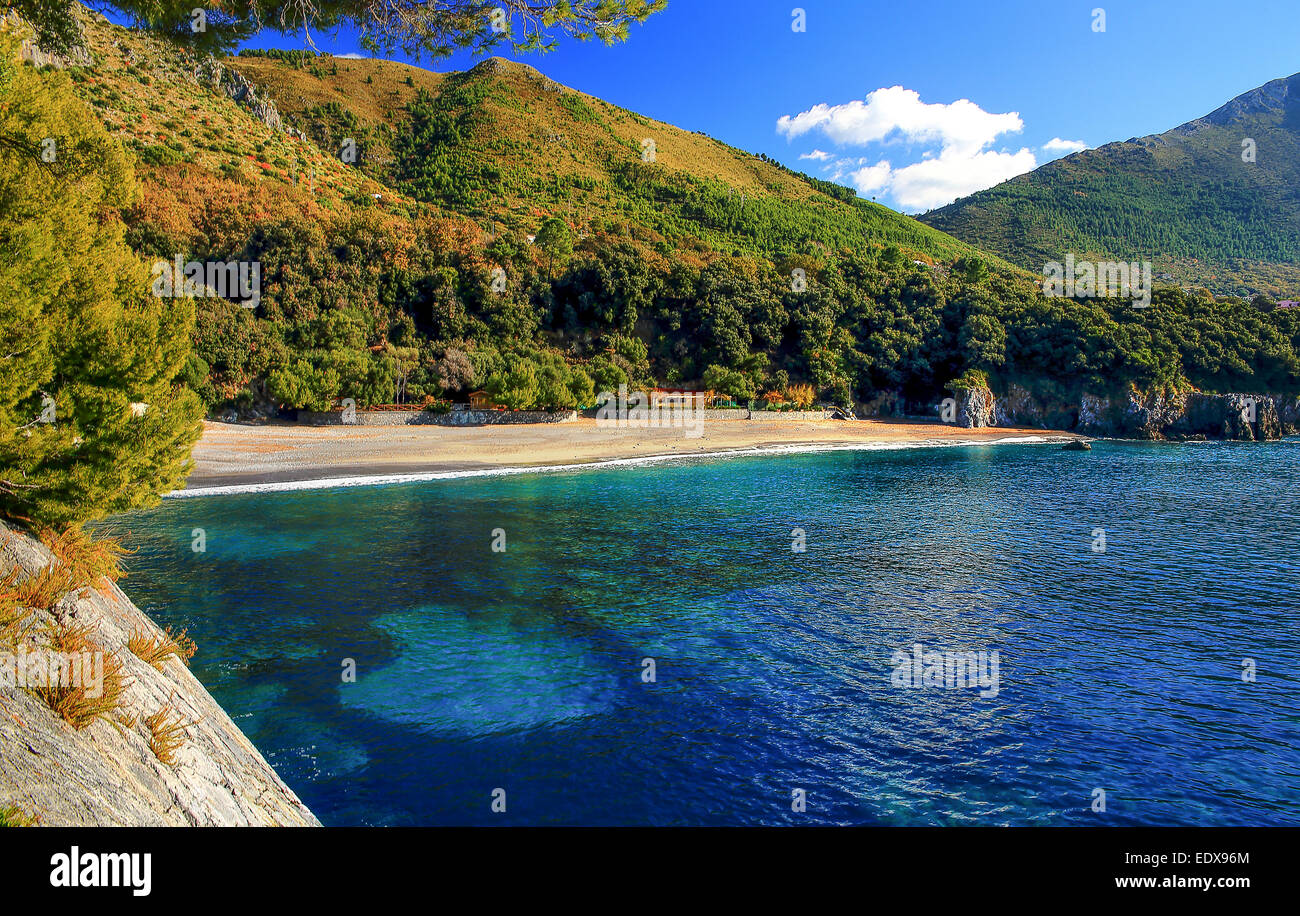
981;383;1297;440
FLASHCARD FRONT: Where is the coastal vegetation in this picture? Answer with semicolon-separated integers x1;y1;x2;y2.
4;5;1300;538
0;29;201;530
32;9;1295;432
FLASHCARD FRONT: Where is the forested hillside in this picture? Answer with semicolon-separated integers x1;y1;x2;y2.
6;5;1300;472
921;73;1300;298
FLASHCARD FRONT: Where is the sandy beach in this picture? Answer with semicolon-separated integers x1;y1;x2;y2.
180;418;1081;492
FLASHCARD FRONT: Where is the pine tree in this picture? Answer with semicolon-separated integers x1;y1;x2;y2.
0;34;202;528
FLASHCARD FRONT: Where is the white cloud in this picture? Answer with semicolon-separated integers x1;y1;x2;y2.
1042;137;1088;154
335;53;368;59
887;148;1037;211
777;86;1037;211
849;161;892;195
799;149;834;162
778;86;1024;155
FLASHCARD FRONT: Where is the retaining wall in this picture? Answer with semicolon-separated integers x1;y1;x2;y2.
297;409;579;426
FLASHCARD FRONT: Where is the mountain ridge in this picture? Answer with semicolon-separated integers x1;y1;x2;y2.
920;71;1300;297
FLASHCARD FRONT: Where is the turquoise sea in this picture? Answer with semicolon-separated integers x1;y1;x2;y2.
109;439;1300;825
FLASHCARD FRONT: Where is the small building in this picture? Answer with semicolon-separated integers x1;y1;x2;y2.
649;389;711;411
1277;301;1300;309
468;390;498;410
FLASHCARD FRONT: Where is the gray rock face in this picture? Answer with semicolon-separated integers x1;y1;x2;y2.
0;522;319;827
989;383;1291;441
1177;392;1290;441
0;12;93;69
193;59;303;138
857;389;903;418
1278;396;1300;432
955;385;995;428
1121;389;1189;439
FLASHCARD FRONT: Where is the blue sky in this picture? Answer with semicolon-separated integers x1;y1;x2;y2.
192;2;1300;211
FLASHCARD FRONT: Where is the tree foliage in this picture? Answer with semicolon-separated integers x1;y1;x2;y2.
33;0;667;57
0;39;202;527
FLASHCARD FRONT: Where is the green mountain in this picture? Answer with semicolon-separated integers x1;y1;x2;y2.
228;50;995;265
43;5;1013;407
919;74;1300;298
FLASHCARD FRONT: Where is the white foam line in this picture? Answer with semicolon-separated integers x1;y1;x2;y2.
166;435;1063;499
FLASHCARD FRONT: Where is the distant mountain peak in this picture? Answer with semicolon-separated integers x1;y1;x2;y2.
919;71;1300;296
466;56;545;80
1174;72;1300;134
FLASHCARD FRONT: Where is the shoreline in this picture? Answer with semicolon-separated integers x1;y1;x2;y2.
175;418;1084;497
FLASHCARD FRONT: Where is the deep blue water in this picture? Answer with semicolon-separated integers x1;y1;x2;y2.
108;440;1300;825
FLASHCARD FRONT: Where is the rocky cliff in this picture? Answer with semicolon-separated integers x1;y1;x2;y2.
0;522;319;826
983;383;1298;440
193;57;305;139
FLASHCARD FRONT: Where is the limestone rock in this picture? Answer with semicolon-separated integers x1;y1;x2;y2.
0;522;319;827
954;385;995;428
192;59;293;136
1184;393;1283;441
0;12;93;69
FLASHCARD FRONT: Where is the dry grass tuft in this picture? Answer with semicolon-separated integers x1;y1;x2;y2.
10;563;76;614
39;525;130;597
128;626;197;671
0;567;28;645
32;620;129;731
0;526;129;620
144;702;194;766
0;805;37;827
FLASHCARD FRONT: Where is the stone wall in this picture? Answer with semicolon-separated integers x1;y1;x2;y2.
301;408;836;425
744;410;835;421
298;409;578;426
610;409;833;421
